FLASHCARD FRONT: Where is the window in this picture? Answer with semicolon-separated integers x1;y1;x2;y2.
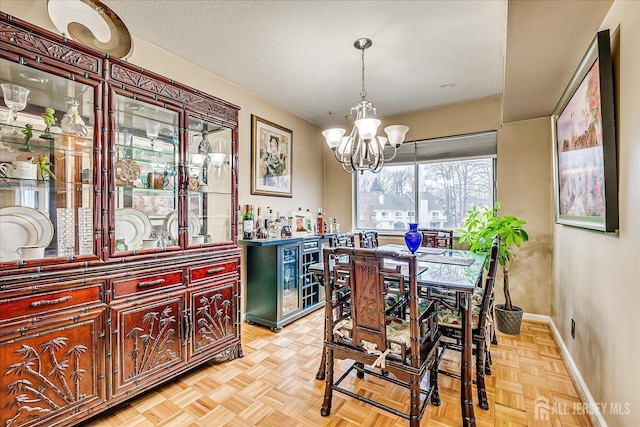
355;131;496;232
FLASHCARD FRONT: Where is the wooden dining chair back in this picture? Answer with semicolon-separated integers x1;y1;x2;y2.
358;230;379;248
435;234;500;410
328;233;355;248
320;247;441;426
419;228;453;249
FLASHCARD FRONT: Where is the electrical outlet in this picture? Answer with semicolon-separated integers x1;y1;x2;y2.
571;318;576;339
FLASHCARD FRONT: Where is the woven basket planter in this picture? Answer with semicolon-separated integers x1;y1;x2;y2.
495;304;523;335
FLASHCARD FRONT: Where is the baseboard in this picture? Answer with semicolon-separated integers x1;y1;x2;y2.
521;313;606;426
522;312;549;323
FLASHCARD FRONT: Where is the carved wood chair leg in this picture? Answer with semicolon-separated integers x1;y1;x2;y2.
356;362;365;378
476;343;489;410
315;345;326;380
485;350;492;376
321;348;334;416
410;374;421;427
430;363;441;406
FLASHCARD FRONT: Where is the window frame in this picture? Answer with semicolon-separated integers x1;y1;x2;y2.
352;131;497;235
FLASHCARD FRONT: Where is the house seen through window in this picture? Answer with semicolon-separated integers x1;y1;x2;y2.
355;131;496;232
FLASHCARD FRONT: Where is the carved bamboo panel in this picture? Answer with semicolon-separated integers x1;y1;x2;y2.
0;309;105;427
110;291;185;399
188;281;236;360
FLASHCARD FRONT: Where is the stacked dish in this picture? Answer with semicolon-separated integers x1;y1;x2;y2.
0;206;54;262
163;210;201;242
115;208;152;250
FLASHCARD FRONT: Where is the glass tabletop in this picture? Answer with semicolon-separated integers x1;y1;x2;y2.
380;244;486;292
310;244;487;293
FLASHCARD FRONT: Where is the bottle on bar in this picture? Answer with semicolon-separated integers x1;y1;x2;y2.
317;208;324;236
255;207;267;239
242;204;254;239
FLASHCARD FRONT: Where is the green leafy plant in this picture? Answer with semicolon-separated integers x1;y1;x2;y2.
457;202;528;311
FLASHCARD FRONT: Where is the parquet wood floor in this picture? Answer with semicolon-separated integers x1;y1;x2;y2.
82;311;591;426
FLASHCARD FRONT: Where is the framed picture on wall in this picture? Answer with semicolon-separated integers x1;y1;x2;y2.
551;29;618;233
251;115;292;197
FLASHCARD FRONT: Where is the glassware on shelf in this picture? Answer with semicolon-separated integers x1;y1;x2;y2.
145;121;161;151
1;84;29;134
0;106;10;134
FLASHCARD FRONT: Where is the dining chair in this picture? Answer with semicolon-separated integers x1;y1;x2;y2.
320;247;441;426
329;233;355;248
430;234;500;410
358;230;379;248
419;228;453;249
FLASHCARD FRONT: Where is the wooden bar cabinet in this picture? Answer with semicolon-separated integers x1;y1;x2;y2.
0;13;242;427
241;236;325;332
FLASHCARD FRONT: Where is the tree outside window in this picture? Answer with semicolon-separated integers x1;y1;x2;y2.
356;158;494;231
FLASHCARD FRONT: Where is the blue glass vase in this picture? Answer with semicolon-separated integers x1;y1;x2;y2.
404;223;422;254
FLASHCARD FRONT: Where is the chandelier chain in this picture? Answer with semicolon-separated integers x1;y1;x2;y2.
360;46;367;100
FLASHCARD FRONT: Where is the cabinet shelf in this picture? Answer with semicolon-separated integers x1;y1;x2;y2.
0;133;92;155
0;179;93;191
116;185;177;193
115;143;177;159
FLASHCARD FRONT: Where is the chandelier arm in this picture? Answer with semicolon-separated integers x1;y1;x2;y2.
383;146;399;162
371;148;382;171
371;158;384;173
342;160;355;174
350;140;360;170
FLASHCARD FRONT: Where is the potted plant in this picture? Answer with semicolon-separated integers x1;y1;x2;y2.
457;202;529;334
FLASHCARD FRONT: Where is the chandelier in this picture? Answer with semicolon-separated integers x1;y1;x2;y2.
322;38;409;174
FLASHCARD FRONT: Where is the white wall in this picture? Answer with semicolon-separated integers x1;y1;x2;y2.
551;1;640;425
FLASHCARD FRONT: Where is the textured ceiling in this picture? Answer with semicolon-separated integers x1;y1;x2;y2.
101;0;507;128
95;0;613;128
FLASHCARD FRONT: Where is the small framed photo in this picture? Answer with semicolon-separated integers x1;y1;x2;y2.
251;115;292;197
292;211;313;235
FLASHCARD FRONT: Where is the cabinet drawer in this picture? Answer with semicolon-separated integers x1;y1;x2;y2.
112;270;184;298
0;284;103;321
190;261;237;283
303;239;319;251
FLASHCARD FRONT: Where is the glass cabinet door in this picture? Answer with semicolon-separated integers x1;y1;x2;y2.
282;245;300;317
0;61;96;263
187;117;232;245
113;95;178;253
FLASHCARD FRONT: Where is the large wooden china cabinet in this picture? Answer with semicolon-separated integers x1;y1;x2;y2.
0;14;241;427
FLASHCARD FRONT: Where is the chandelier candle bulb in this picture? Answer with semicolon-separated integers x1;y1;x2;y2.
384;125;410;148
322;128;345;148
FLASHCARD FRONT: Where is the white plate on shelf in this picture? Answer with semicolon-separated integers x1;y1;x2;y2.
163;211;201;242
115;208;152;250
0;214;39;261
0;206;54;248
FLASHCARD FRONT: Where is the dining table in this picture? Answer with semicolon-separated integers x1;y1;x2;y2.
309;243;487;427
